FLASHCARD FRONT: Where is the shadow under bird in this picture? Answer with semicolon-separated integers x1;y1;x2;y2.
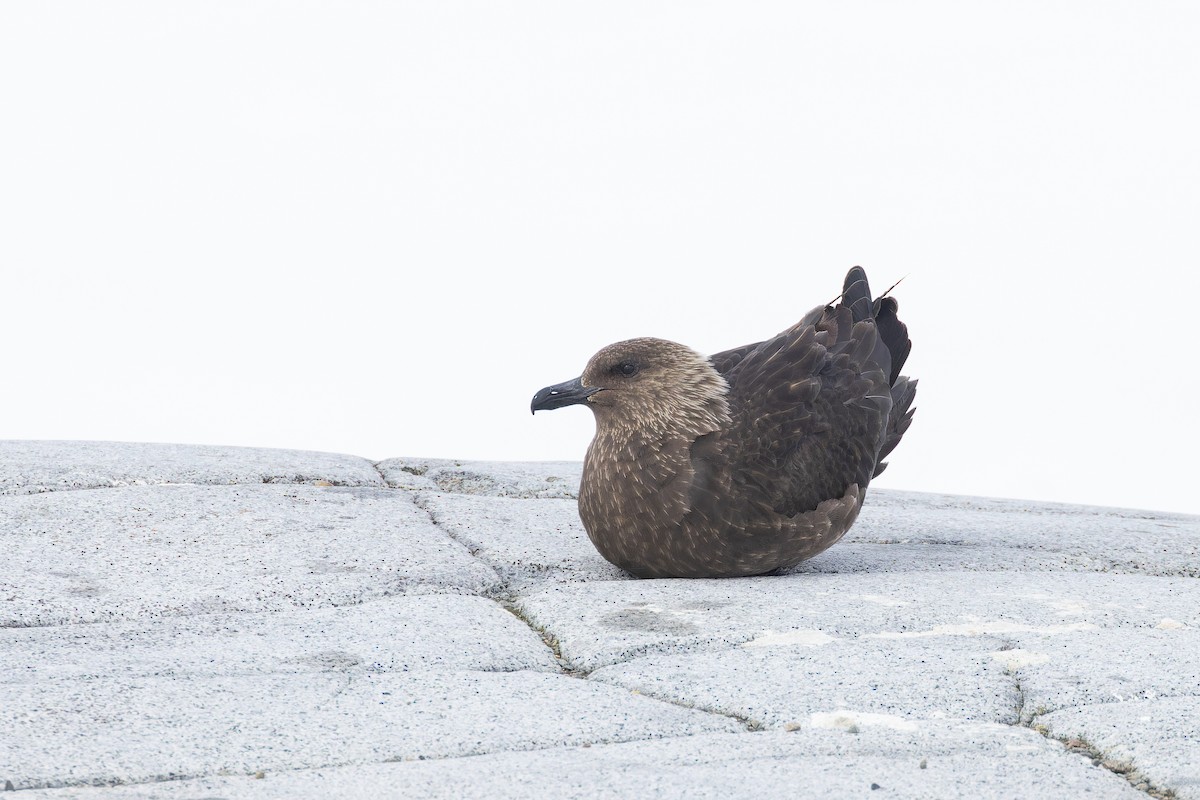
531;266;916;579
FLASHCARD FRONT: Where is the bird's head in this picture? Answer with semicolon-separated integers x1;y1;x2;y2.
531;337;730;434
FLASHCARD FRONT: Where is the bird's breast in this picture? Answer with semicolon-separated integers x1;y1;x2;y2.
578;430;696;559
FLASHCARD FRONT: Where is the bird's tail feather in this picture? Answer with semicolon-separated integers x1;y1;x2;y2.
873;376;917;477
838;266;917;477
838;267;913;387
873;296;911;385
841;266;874;324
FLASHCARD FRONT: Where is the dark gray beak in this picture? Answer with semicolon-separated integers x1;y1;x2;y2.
531;377;600;414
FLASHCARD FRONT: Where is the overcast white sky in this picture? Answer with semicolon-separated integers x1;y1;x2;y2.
2;2;1198;515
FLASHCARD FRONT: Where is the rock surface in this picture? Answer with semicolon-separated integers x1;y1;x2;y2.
2;443;1197;799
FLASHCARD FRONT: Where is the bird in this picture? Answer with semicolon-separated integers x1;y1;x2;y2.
530;266;916;579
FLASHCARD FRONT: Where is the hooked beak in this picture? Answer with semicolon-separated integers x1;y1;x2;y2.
531;376;601;414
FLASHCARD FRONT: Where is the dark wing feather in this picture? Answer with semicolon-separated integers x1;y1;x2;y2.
717;303;893;517
872;295;912;385
873;376;917;476
709;306;826;377
708;341;761;375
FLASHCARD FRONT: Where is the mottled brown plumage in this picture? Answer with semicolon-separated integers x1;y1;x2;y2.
531;266;916;578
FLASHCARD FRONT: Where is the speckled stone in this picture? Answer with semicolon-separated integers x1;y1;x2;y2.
0;440;384;494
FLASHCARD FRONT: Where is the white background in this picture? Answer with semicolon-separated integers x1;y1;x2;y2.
2;2;1197;514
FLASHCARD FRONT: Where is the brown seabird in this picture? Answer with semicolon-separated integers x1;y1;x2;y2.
531;266;916;579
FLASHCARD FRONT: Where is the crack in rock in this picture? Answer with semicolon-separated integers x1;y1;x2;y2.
1003;657;1178;799
409;499;762;734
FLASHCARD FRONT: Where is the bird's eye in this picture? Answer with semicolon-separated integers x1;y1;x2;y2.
613;361;639;377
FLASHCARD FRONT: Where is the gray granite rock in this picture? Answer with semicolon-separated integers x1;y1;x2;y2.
1008;627;1200;718
378;457;582;498
788;541;1105;574
0;670;741;791
0;440;383;495
1038;697;1200;799
416;492;628;587
10;726;1146;799
5;447;1196;799
0;595;556;683
834;499;1200;577
515;572;1200;671
590;635;1019;728
0;485;499;626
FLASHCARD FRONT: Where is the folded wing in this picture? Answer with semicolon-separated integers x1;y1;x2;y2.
707;267;914;516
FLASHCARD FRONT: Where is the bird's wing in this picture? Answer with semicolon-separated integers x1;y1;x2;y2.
717;304;893;517
708;306;826;376
708;342;761;375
